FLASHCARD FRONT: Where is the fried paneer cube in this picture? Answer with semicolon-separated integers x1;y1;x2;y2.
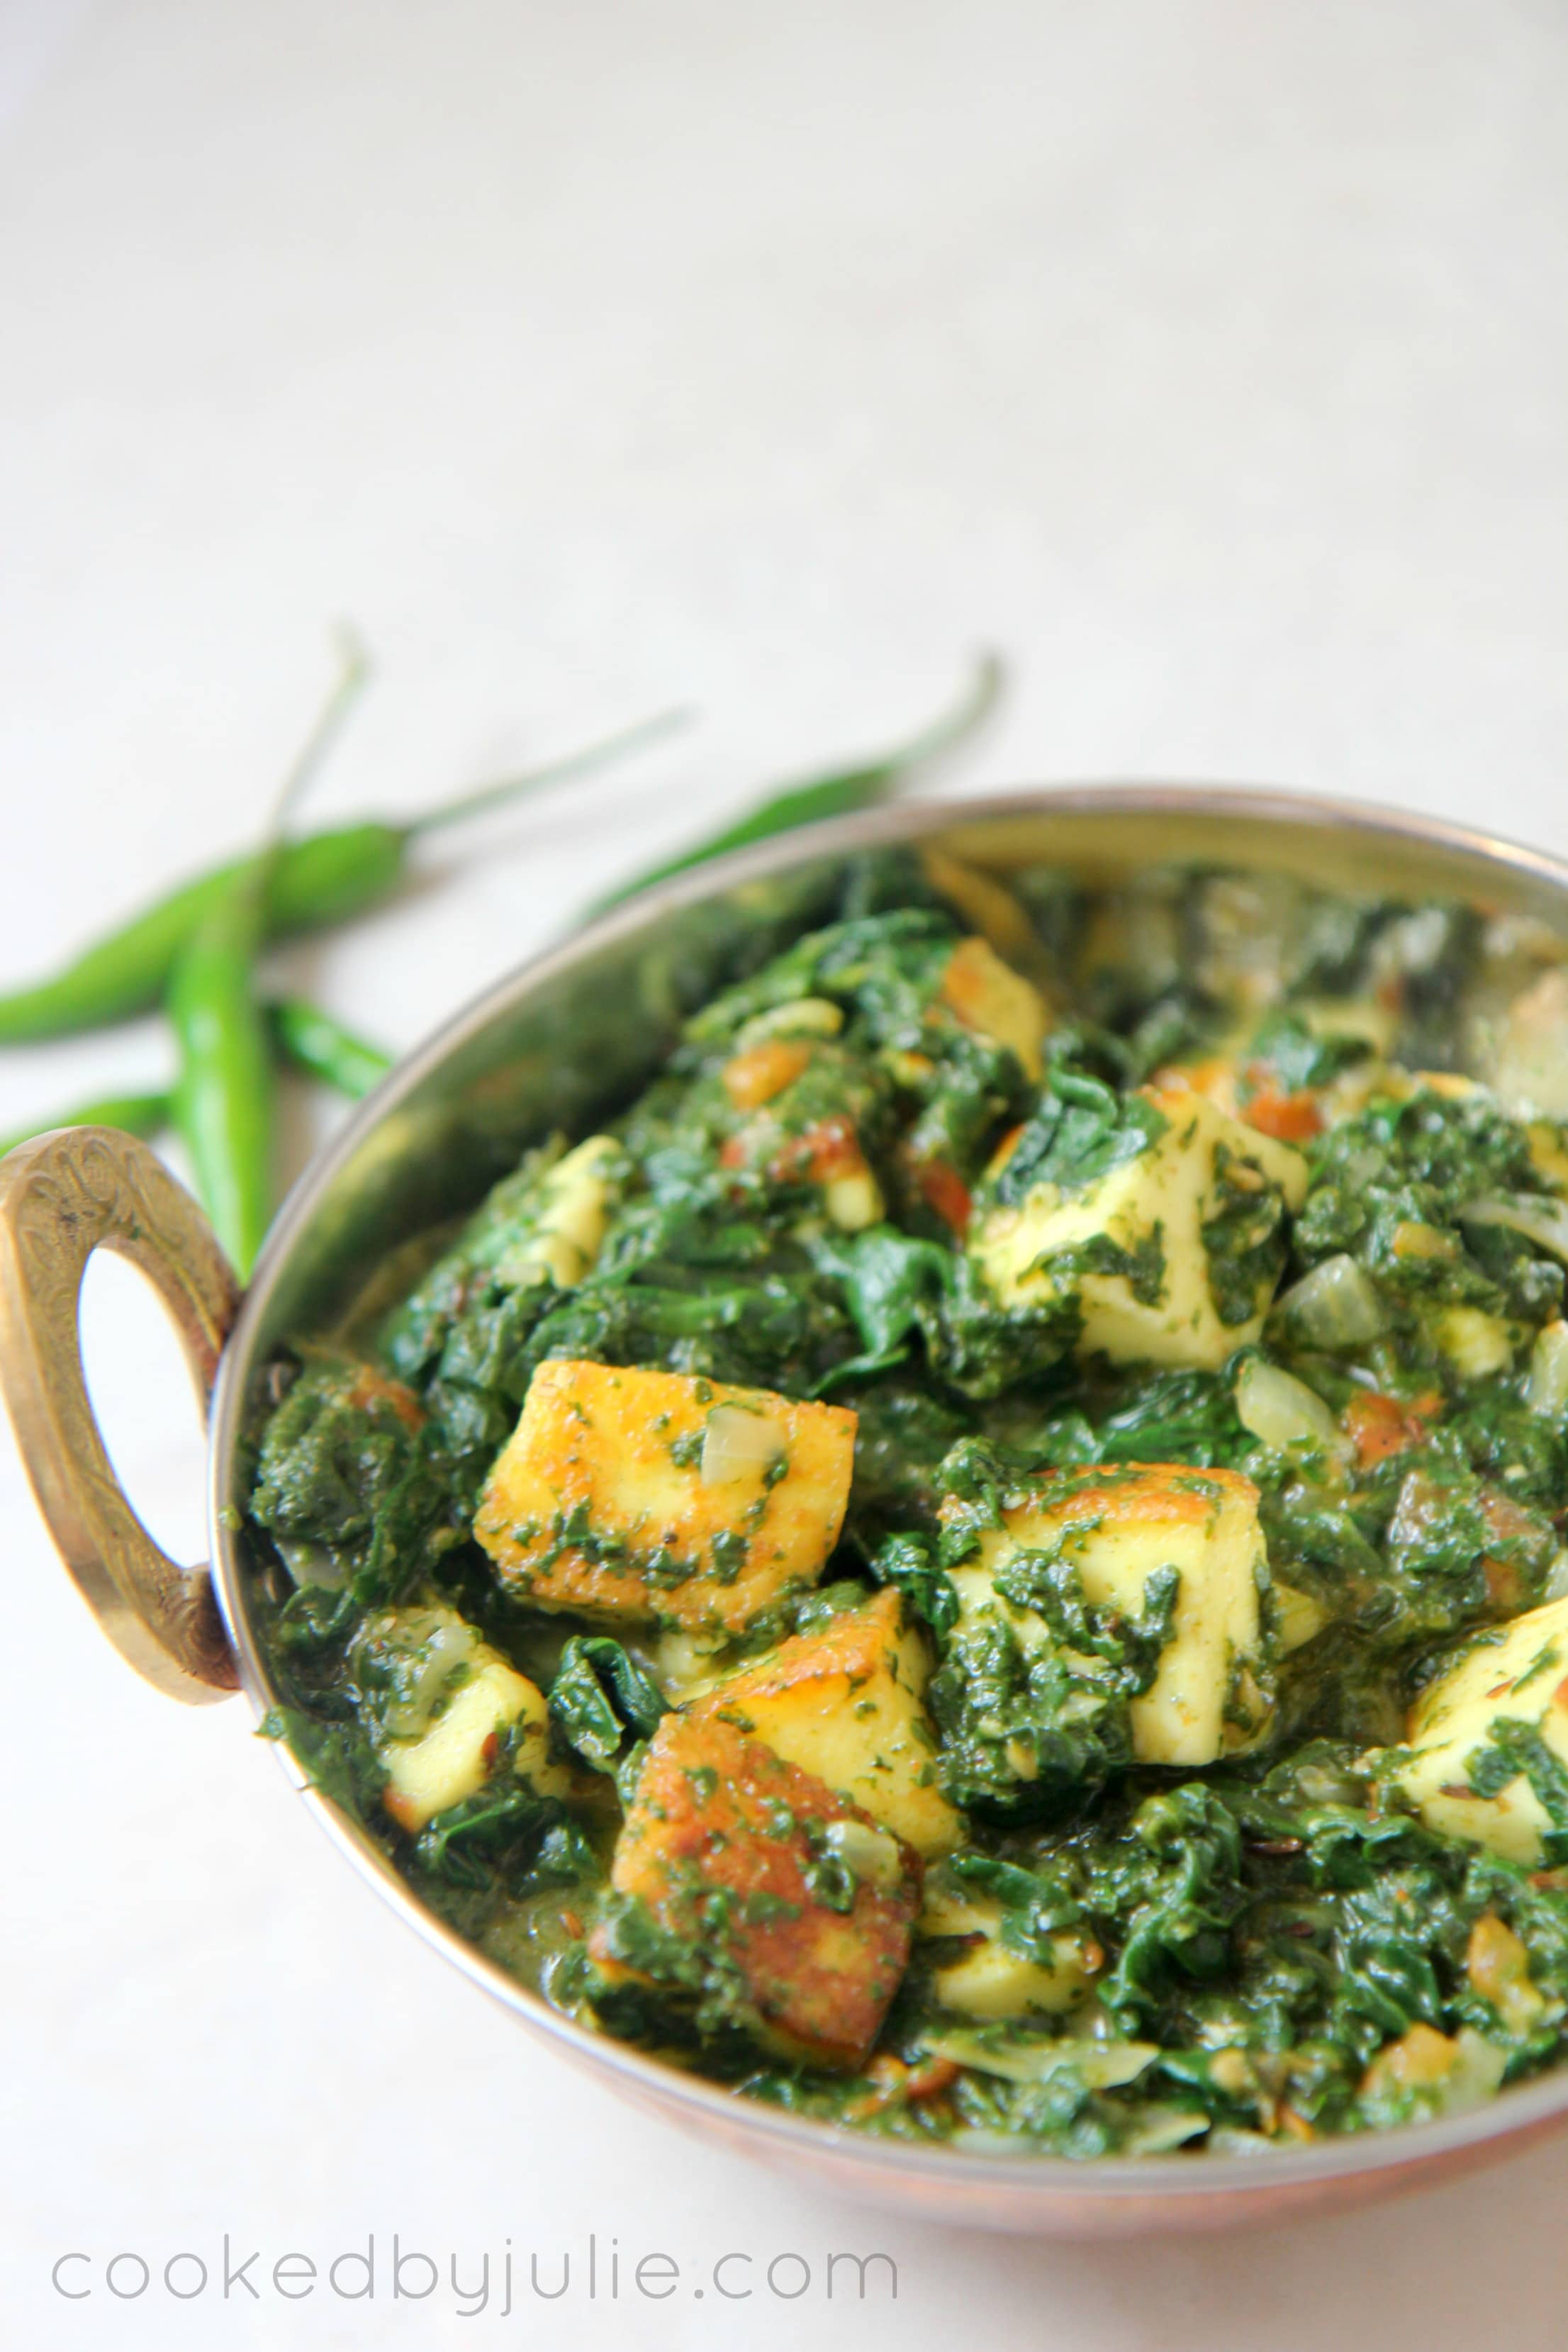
475;1361;856;1633
496;1134;623;1289
356;1603;576;1834
588;1710;921;2068
1391;1598;1568;1864
970;1083;1309;1371
693;1589;961;1857
382;1659;570;1832
931;1931;1098;2023
917;1878;1102;2021
946;1462;1273;1769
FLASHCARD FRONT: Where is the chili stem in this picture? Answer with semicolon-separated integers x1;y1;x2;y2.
0;1090;172;1162
408;705;688;836
0;696;684;1043
589;651;1002;914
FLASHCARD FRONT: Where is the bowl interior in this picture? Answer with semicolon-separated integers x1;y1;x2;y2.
207;787;1568;2222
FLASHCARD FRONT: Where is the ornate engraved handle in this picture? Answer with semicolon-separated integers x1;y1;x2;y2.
0;1126;242;1702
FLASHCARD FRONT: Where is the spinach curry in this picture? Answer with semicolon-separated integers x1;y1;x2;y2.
247;849;1568;2160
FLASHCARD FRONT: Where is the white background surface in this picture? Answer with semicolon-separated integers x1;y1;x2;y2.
3;1;1568;2344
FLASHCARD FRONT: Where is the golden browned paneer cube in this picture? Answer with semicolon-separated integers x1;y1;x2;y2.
475;1360;856;1633
693;1589;961;1857
1390;1597;1568;1864
589;1710;921;2068
946;1462;1273;1766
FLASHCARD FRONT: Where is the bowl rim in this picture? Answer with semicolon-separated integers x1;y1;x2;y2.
208;779;1568;2205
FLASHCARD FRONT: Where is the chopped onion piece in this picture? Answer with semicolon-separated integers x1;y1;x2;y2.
1120;2106;1211;2156
822;1818;905;1891
700;1404;788;1485
1273;1581;1330;1653
922;2032;1158;2089
279;1539;347;1591
1235;1357;1345;1455
1542;1549;1568;1603
1460;1194;1568;1266
1275;1254;1387;1348
1528;1320;1568;1420
1493;969;1568;1118
1337;1147;1384;1194
381;1612;481;1737
1440;2030;1508;2117
737;995;845;1046
1294;1758;1367;1807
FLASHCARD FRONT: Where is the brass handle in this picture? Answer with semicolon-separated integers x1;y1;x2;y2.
0;1126;242;1703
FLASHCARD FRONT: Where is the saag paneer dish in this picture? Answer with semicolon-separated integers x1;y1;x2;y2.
247;848;1568;2161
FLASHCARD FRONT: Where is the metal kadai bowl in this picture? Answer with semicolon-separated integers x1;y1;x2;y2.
10;785;1568;2240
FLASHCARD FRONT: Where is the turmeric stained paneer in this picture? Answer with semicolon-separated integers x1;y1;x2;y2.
475;1360;856;1633
947;1463;1273;1773
590;1710;921;2069
382;1659;566;1832
926;1462;1274;1822
972;1084;1309;1370
1390;1598;1568;1865
249;861;1568;2162
693;1589;961;1856
917;1873;1103;2021
496;1134;624;1289
352;1603;576;1833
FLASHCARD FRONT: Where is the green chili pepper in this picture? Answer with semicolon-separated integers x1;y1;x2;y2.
0;1090;172;1163
168;645;374;1277
169;910;278;1277
588;650;1002;914
1;653;998;1237
267;996;392;1099
0;705;684;1044
0;995;394;1163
